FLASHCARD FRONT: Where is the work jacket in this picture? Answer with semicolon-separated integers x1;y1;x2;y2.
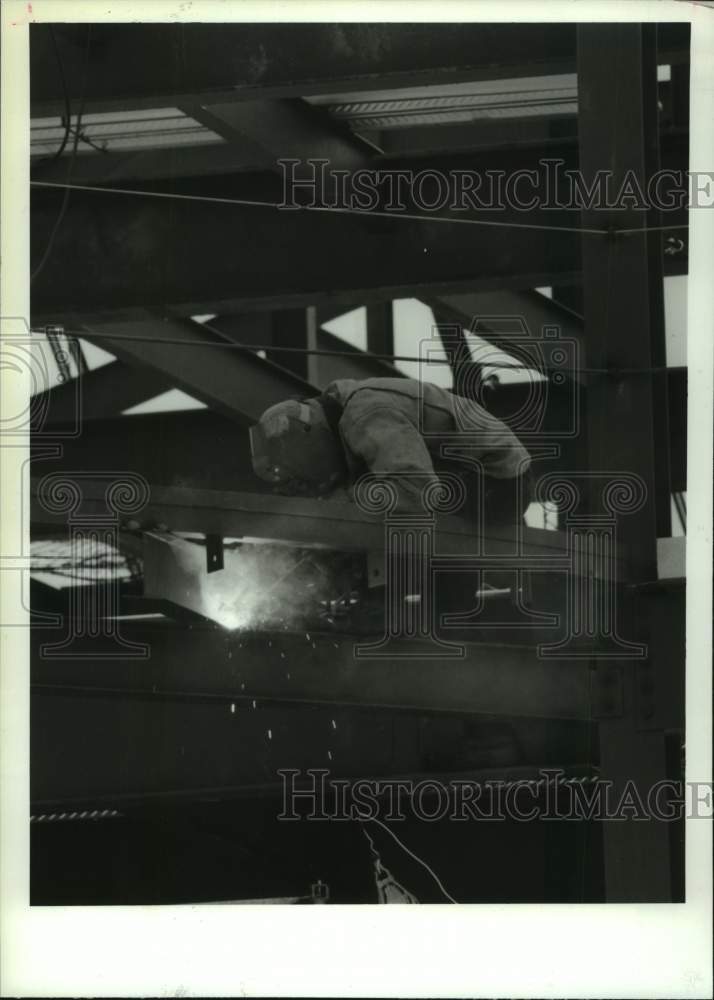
320;377;531;512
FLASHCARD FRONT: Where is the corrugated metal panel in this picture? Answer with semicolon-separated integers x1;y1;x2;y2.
308;76;578;130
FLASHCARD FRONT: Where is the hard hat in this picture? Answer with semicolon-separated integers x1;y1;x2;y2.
249;398;346;495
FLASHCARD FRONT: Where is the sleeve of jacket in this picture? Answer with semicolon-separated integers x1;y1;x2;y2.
340;403;439;512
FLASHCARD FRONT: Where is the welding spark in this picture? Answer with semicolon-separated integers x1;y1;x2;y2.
194;544;338;632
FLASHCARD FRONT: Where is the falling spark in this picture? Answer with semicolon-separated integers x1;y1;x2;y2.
230;703;235;714
331;719;337;730
328;751;333;761
267;729;272;740
252;700;257;709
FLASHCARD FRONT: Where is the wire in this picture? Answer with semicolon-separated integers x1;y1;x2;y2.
362;822;382;865
67;125;109;155
31;27;93;285
30;26;72;170
29;180;608;234
29;178;690;238
363;816;459;904
39;326;677;376
611;223;690;235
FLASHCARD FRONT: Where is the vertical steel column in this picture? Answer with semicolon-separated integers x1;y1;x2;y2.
270;308;319;386
537;473;648;659
366;301;394;358
578;23;670;577
577;23;674;901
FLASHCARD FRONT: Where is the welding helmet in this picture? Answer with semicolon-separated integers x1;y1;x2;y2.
249;398;346;496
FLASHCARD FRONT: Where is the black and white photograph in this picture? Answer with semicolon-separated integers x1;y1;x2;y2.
1;1;712;997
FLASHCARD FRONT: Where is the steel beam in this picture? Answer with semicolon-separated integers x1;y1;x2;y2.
30;183;583;324
578;23;673;902
30;479;627;583
30;23;690;118
667;366;687;495
209;311;399;383
31;409;262;492
183;98;372;174
578;24;668;577
29;114;683;191
369;117;579;158
427;289;587;384
37;359;172;424
29;687;418;807
179;97;374;229
76;318;314;424
33;366;683;501
30;128;689;324
208;308;321;385
198;312;274;350
31;143;268;187
315;329;400;383
31;622;599;721
366;302;395;358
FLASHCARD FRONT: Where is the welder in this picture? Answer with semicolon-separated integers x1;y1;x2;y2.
249;377;533;527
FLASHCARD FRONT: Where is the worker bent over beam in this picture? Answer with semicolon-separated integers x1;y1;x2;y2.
249;376;534;529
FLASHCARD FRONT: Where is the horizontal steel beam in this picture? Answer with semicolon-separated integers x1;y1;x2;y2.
370;118;579;158
31;408;262;492
31;622;599;721
30;185;583;324
30;480;625;582
31;142;268;187
30;685;420;807
30;23;690;118
29;133;688;322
